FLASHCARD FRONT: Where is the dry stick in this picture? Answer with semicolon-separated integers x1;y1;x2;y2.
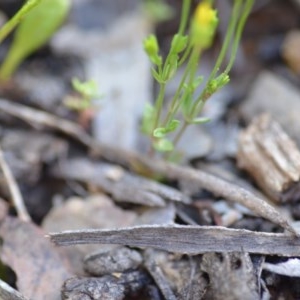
0;98;296;235
0;279;29;300
49;225;300;256
144;250;177;300
0;147;30;221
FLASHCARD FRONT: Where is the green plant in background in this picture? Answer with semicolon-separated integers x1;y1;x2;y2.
0;0;71;81
64;78;101;111
0;0;42;44
143;0;174;23
142;0;254;155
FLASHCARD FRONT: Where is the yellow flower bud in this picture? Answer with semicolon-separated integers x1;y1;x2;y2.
191;1;218;49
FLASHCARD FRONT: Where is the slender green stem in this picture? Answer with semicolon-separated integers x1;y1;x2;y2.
173;121;188;147
173;121;189;148
187;46;201;86
0;0;42;44
163;45;201;127
161;0;191;79
189;0;243;118
178;41;192;67
224;0;254;74
165;120;189;160
161;54;193;126
152;0;191;132
153;83;166;130
178;0;191;35
208;0;243;80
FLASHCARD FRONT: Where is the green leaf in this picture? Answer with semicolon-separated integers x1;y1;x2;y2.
170;34;188;54
181;94;193;117
153;127;167;138
143;34;159;56
143;34;162;66
141;103;156;135
143;0;174;22
154;138;174;152
72;78;99;99
163;54;178;81
190;117;211;124
204;73;230;96
0;0;43;45
192;76;204;89
153;119;180;138
151;68;162;83
166;119;180;132
215;73;230;89
0;0;71;80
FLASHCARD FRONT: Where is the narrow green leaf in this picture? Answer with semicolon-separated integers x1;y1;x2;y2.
192;75;204;89
190;117;211;124
170;34;188;54
141;103;156;135
153;127;167;138
0;0;71;80
151;68;163;83
154;138;174;152
166;119;180;132
72;78;99;99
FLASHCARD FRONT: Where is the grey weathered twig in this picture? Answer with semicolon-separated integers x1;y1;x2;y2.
0;98;296;235
0;279;29;300
0;98;93;147
49;225;300;256
52;158;190;206
0;147;30;221
144;249;177;300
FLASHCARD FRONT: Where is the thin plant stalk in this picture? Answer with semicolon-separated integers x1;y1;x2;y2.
163;45;202;127
153;83;166;130
224;0;254;74
170;0;254;153
151;0;191;150
190;0;243;117
178;0;191;35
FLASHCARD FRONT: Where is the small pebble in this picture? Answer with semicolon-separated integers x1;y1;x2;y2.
84;247;143;276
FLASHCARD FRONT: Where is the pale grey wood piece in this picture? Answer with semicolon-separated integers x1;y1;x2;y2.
238;114;300;202
50;225;300;256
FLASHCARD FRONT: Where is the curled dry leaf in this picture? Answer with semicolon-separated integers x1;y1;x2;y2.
42;195;137;274
0;216;71;300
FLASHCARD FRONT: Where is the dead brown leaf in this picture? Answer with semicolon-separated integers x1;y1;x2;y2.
0;216;71;300
42;194;137;274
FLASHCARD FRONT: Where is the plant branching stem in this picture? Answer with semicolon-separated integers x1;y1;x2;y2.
163;45;202;128
152;0;191;132
224;0;254;74
189;0;243;117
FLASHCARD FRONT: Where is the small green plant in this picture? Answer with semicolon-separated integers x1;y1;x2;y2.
143;0;174;23
0;0;71;81
64;78;101;111
142;0;254;155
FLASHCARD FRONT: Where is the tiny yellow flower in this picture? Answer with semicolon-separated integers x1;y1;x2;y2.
195;2;217;27
191;1;218;49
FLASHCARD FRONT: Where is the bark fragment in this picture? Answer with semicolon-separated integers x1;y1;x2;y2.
237;114;300;202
